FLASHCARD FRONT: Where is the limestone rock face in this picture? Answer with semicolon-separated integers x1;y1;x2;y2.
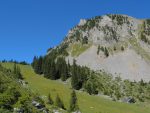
64;14;143;46
57;14;150;82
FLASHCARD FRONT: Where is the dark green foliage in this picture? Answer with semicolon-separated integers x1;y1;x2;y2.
82;36;88;44
121;46;124;51
71;60;88;90
15;95;38;113
75;30;81;41
88;20;96;29
143;20;150;36
141;33;147;42
103;25;118;42
55;95;65;109
0;86;21;110
0;60;29;65
100;46;105;52
107;14;129;25
13;63;23;79
32;46;150;103
32;46;69;80
0;64;38;112
114;46;116;51
58;43;69;56
104;47;109;57
97;45;100;55
71;60;81;90
32;56;43;75
84;74;98;95
56;57;69;81
141;32;150;44
47;93;53;105
146;19;150;25
69;90;78;112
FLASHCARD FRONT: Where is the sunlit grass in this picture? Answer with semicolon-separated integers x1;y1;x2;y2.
2;63;150;113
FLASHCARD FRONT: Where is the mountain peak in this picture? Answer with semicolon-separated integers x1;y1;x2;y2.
58;14;150;82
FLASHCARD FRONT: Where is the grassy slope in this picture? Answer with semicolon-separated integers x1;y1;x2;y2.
2;63;150;113
129;38;150;63
129;21;150;63
68;43;91;57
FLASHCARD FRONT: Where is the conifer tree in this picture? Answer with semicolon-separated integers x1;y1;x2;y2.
32;56;37;68
36;56;43;74
104;47;109;57
71;60;80;90
69;90;78;112
97;45;100;55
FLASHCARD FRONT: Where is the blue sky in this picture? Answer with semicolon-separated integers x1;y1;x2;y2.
0;0;150;63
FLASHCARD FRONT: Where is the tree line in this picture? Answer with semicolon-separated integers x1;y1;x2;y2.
32;47;150;102
32;54;89;90
32;46;90;90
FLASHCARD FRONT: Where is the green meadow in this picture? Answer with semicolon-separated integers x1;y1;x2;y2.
2;63;150;113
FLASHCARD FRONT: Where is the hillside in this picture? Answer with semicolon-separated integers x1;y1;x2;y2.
2;63;150;113
1;14;150;113
0;64;41;113
53;14;150;82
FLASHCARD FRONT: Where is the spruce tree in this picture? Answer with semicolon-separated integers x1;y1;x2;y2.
37;56;43;74
71;60;80;90
69;90;78;112
32;56;37;68
104;47;109;57
121;46;124;51
97;45;100;55
50;60;57;79
60;58;68;81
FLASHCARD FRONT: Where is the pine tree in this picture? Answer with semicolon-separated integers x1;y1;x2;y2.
121;46;124;51
32;56;37;68
71;60;80;90
60;58;68;81
43;57;51;78
37;56;43;74
69;90;78;112
97;45;100;55
104;47;109;57
67;60;71;73
50;60;57;79
55;94;65;109
47;93;53;105
114;46;116;51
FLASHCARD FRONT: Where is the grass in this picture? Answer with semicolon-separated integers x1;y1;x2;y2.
68;43;91;57
2;63;150;113
129;38;150;63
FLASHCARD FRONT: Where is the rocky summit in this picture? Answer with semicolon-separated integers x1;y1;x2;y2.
52;14;150;82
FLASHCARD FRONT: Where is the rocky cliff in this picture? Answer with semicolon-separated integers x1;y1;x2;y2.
51;14;150;82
